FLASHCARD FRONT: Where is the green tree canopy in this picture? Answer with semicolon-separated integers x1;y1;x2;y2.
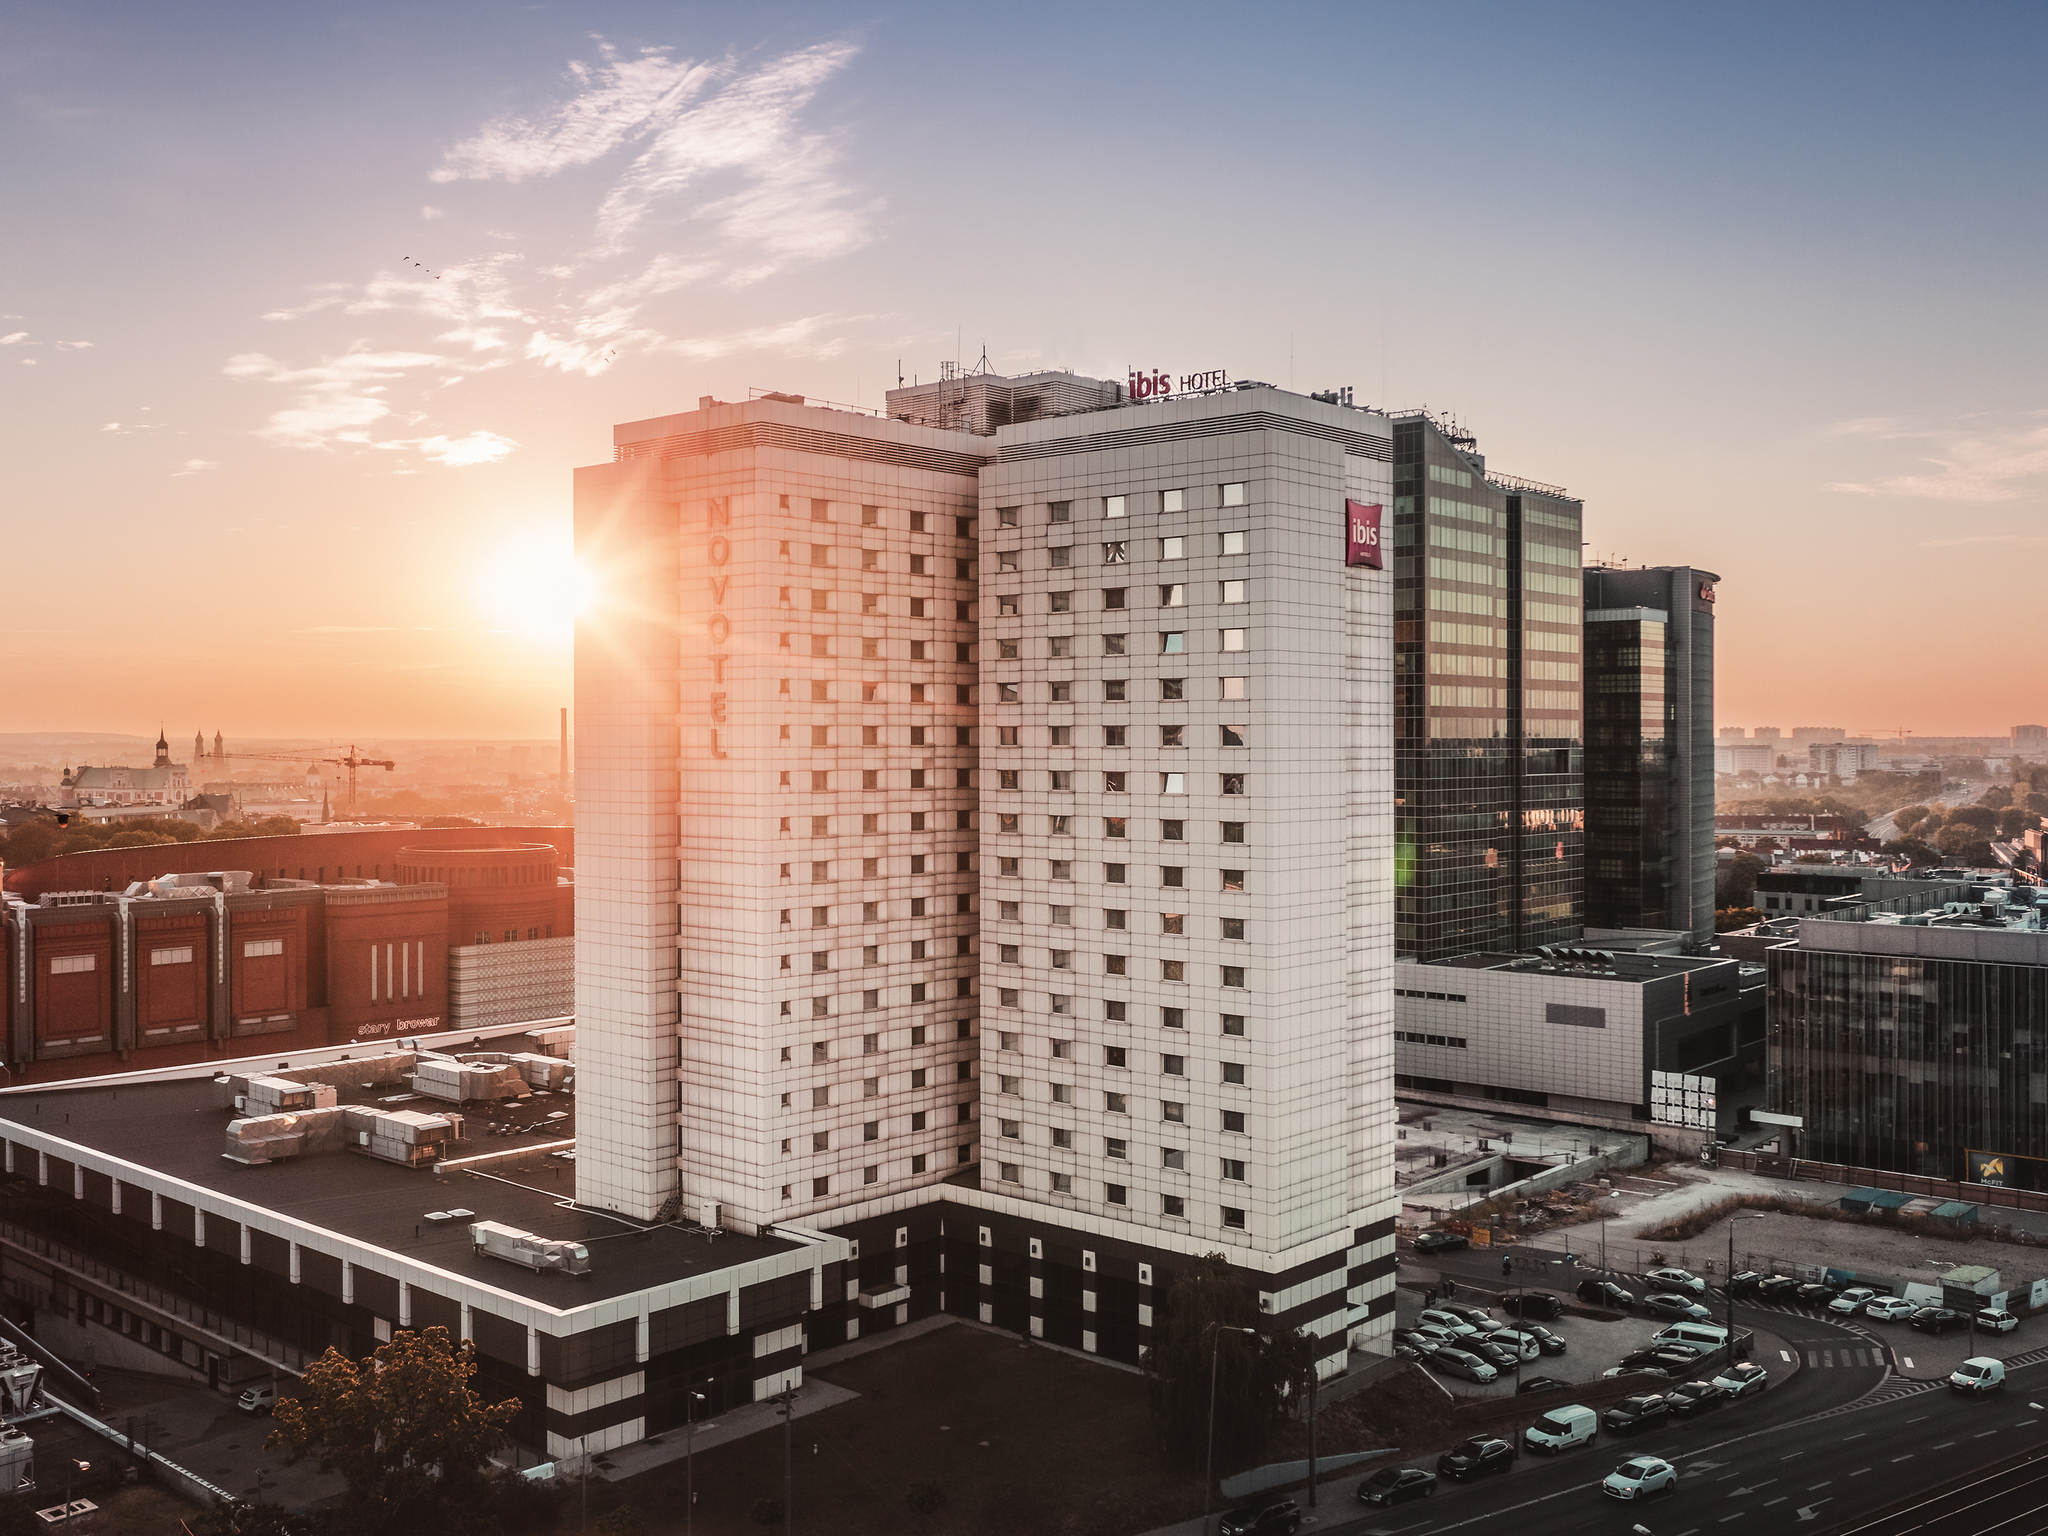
269;1326;520;1536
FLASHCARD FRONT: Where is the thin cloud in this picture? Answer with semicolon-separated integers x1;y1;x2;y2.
0;332;28;345
56;339;92;350
433;43;717;183
421;205;446;220
297;625;398;634
655;312;870;361
1920;533;2048;549
224;348;454;450
170;459;218;478
1828;416;2048;503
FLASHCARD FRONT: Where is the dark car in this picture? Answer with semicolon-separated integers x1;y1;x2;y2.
1500;1289;1565;1320
1437;1436;1517;1481
1795;1282;1841;1309
1664;1379;1725;1418
1725;1270;1765;1298
1356;1467;1437;1507
1414;1231;1469;1255
1522;1324;1568;1356
1757;1275;1803;1301
1603;1393;1670;1435
1518;1374;1572;1394
1612;1344;1706;1378
1469;1338;1521;1371
1392;1329;1444;1360
1577;1278;1636;1309
1219;1497;1302;1534
1910;1307;1967;1335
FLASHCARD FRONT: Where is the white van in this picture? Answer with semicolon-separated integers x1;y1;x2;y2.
1950;1357;2006;1394
1523;1404;1599;1454
1652;1321;1731;1352
236;1383;277;1415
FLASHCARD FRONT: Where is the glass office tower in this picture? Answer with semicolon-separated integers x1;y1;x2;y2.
1391;414;1583;961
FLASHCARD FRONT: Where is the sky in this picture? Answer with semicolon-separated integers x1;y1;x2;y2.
6;0;2048;741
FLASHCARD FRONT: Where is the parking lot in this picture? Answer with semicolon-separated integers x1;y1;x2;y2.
1393;1273;1802;1402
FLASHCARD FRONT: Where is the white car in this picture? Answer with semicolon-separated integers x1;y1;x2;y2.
1602;1456;1678;1500
1864;1296;1915;1322
1492;1329;1545;1363
1712;1361;1770;1399
1643;1293;1713;1322
1828;1287;1879;1315
1645;1267;1706;1296
1419;1309;1480;1338
1951;1357;2006;1393
1976;1308;2020;1334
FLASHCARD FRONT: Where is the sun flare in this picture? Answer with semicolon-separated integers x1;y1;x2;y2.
474;534;594;641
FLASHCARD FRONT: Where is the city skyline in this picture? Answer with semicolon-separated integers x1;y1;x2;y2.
9;0;2048;737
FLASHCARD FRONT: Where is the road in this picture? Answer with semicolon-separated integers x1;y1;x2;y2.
1320;1252;2048;1535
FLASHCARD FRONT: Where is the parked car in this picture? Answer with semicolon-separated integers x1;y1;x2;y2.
1439;1301;1506;1333
1977;1308;2021;1334
1500;1289;1565;1320
1602;1394;1670;1435
1950;1357;2007;1394
236;1383;277;1416
1431;1347;1499;1384
1414;1231;1469;1255
1643;1293;1713;1321
1393;1330;1445;1360
1645;1267;1707;1296
1664;1379;1725;1418
1412;1323;1465;1349
1419;1308;1481;1338
1606;1350;1699;1380
1725;1270;1766;1298
1356;1467;1436;1507
1523;1404;1600;1454
1712;1361;1770;1399
1602;1455;1678;1500
1864;1296;1915;1323
1521;1324;1569;1356
1469;1338;1522;1371
1492;1329;1547;1363
1653;1321;1733;1352
1794;1282;1841;1308
1909;1307;1967;1335
1437;1436;1517;1481
1518;1374;1572;1394
1220;1496;1303;1534
1577;1279;1636;1309
1828;1287;1880;1316
1756;1274;1803;1301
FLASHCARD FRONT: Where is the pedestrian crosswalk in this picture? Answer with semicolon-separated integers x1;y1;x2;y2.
1804;1345;1886;1368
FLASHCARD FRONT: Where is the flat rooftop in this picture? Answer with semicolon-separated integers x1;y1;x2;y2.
0;1034;796;1308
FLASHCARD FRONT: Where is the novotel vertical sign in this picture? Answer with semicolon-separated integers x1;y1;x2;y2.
1345;499;1383;569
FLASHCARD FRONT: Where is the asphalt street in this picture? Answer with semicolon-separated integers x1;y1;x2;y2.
1323;1251;2048;1535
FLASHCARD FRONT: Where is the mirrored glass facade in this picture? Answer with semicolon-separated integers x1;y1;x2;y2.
1392;416;1582;961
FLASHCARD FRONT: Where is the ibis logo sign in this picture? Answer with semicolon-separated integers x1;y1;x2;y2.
1345;500;1383;570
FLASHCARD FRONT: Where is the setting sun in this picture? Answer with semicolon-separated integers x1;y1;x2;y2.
474;531;594;641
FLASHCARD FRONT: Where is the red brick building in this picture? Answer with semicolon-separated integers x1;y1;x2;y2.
2;828;574;1084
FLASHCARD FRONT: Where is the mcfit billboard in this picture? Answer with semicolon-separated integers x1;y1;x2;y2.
1966;1148;2048;1190
1345;500;1383;569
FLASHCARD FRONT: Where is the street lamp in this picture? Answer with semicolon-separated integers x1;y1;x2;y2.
685;1378;712;1536
1726;1213;1765;1338
1203;1324;1259;1535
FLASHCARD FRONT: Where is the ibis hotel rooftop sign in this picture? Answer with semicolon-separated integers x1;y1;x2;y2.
1126;367;1230;401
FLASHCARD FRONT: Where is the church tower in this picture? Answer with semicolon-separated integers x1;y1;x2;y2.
154;727;170;769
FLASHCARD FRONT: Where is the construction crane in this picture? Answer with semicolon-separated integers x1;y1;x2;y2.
227;745;397;817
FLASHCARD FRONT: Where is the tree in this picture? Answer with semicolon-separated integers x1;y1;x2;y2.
1143;1253;1309;1474
1947;805;1999;835
1715;906;1761;932
1716;852;1766;909
1980;785;2014;810
1894;805;1931;835
1999;807;2030;839
1883;838;1942;867
187;1502;316;1536
269;1327;520;1536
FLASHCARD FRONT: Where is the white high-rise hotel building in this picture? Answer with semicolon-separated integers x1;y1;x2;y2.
575;373;1396;1371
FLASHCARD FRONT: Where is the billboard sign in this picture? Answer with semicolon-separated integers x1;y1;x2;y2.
1345;500;1383;569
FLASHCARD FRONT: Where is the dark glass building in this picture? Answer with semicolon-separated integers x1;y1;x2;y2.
1582;566;1718;941
1768;889;2048;1181
1391;414;1583;961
